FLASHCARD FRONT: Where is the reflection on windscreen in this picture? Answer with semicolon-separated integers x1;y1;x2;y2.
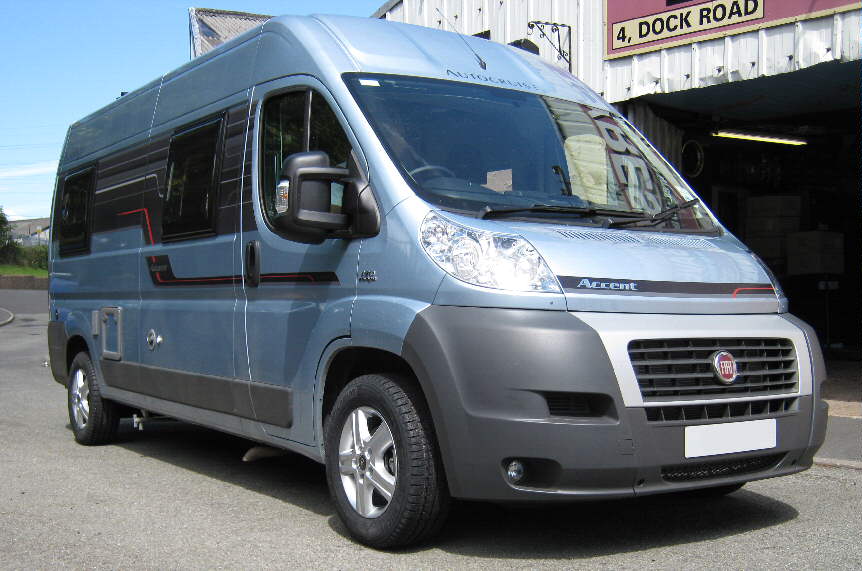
346;74;712;231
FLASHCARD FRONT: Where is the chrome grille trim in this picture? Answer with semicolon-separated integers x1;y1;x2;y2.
629;338;798;401
641;392;802;408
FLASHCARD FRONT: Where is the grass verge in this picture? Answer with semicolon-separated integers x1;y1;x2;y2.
0;265;49;277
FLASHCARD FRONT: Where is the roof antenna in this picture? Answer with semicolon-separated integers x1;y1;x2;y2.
436;8;487;70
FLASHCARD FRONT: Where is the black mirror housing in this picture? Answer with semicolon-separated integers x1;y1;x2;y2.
272;151;350;243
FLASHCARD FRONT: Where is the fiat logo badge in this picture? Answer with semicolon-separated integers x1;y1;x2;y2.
711;351;738;385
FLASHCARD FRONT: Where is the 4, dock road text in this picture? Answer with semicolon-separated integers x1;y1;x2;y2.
612;0;764;50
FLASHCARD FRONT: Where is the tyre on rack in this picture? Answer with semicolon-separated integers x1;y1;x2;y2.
324;373;450;549
67;351;120;445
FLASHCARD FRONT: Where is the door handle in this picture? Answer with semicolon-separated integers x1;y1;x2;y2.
244;240;261;287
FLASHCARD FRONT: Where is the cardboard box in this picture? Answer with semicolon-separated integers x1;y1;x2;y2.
746;216;800;237
786;231;844;276
746;196;802;218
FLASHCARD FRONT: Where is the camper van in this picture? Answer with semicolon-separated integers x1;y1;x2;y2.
48;15;827;548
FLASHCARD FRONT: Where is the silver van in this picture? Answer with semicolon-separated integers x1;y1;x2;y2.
48;15;827;548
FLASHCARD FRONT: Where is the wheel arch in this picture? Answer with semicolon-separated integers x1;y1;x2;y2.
317;343;455;494
320;346;417;429
66;335;91;378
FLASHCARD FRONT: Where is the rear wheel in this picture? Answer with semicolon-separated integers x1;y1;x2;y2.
67;352;120;445
324;373;449;548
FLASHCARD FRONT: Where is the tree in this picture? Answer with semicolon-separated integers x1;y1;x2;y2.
0;206;10;244
0;206;20;264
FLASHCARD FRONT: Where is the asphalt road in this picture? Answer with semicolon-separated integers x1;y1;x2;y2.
1;301;860;568
0;288;48;314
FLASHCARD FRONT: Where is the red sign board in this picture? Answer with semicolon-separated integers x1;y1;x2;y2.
605;0;860;58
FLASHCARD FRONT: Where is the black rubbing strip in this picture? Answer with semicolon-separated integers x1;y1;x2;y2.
146;255;240;286
145;255;338;286
559;276;775;296
261;272;339;284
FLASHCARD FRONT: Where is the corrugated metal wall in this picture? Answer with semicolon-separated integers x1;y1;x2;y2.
605;9;861;102
375;0;861;103
373;0;607;97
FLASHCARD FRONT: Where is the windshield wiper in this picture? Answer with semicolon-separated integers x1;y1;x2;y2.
608;199;700;228
479;204;645;220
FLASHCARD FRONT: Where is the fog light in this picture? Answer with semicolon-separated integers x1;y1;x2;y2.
506;460;525;484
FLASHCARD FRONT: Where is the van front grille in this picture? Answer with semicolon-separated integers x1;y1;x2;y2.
644;397;797;423
662;453;784;482
629;338;798;401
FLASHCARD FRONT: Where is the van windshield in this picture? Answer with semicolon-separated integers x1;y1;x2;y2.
345;73;715;232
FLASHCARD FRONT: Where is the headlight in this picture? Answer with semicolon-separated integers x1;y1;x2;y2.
420;211;561;293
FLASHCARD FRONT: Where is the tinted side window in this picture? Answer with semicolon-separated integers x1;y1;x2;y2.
261;89;353;223
163;119;222;240
262;91;305;220
58;169;94;256
310;91;351;167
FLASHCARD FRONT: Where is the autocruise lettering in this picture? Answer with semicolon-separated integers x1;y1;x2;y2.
446;69;538;90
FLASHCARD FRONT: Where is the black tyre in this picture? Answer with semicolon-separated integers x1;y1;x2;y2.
324;373;450;549
67;352;120;445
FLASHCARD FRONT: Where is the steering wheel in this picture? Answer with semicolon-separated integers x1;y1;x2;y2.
407;164;456;179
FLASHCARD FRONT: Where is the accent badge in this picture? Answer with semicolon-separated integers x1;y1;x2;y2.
711;351;738;385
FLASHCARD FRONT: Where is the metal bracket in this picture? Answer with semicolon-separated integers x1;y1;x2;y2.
527;21;573;73
132;410;174;431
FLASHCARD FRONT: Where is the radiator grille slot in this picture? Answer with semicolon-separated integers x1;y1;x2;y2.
644;397;798;423
629;338;798;401
662;453;785;482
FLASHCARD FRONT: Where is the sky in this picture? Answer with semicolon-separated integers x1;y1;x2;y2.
0;0;384;220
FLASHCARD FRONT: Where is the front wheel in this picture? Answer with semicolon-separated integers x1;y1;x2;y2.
324;374;449;548
67;352;120;445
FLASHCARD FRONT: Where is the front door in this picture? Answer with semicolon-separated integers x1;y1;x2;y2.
241;77;363;444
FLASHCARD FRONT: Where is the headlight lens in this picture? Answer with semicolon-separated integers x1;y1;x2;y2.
420;211;561;293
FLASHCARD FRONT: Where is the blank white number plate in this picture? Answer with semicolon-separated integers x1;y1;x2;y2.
685;418;777;458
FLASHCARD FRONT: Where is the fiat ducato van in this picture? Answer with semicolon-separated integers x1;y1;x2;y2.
48;14;827;548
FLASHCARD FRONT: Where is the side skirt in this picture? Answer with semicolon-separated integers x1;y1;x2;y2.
99;383;324;464
100;361;293;429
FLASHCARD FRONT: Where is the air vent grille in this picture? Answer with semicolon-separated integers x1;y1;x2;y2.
662;453;784;482
553;229;717;250
644;397;798;423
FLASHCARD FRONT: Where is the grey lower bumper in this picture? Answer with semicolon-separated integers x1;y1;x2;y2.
402;306;826;501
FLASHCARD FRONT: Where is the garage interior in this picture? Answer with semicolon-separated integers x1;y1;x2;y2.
635;59;861;358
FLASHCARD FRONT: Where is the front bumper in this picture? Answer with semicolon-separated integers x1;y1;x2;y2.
402;306;827;501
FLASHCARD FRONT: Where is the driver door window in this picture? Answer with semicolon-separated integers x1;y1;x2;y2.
261;89;351;222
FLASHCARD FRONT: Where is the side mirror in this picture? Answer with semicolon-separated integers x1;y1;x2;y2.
272;151;350;243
